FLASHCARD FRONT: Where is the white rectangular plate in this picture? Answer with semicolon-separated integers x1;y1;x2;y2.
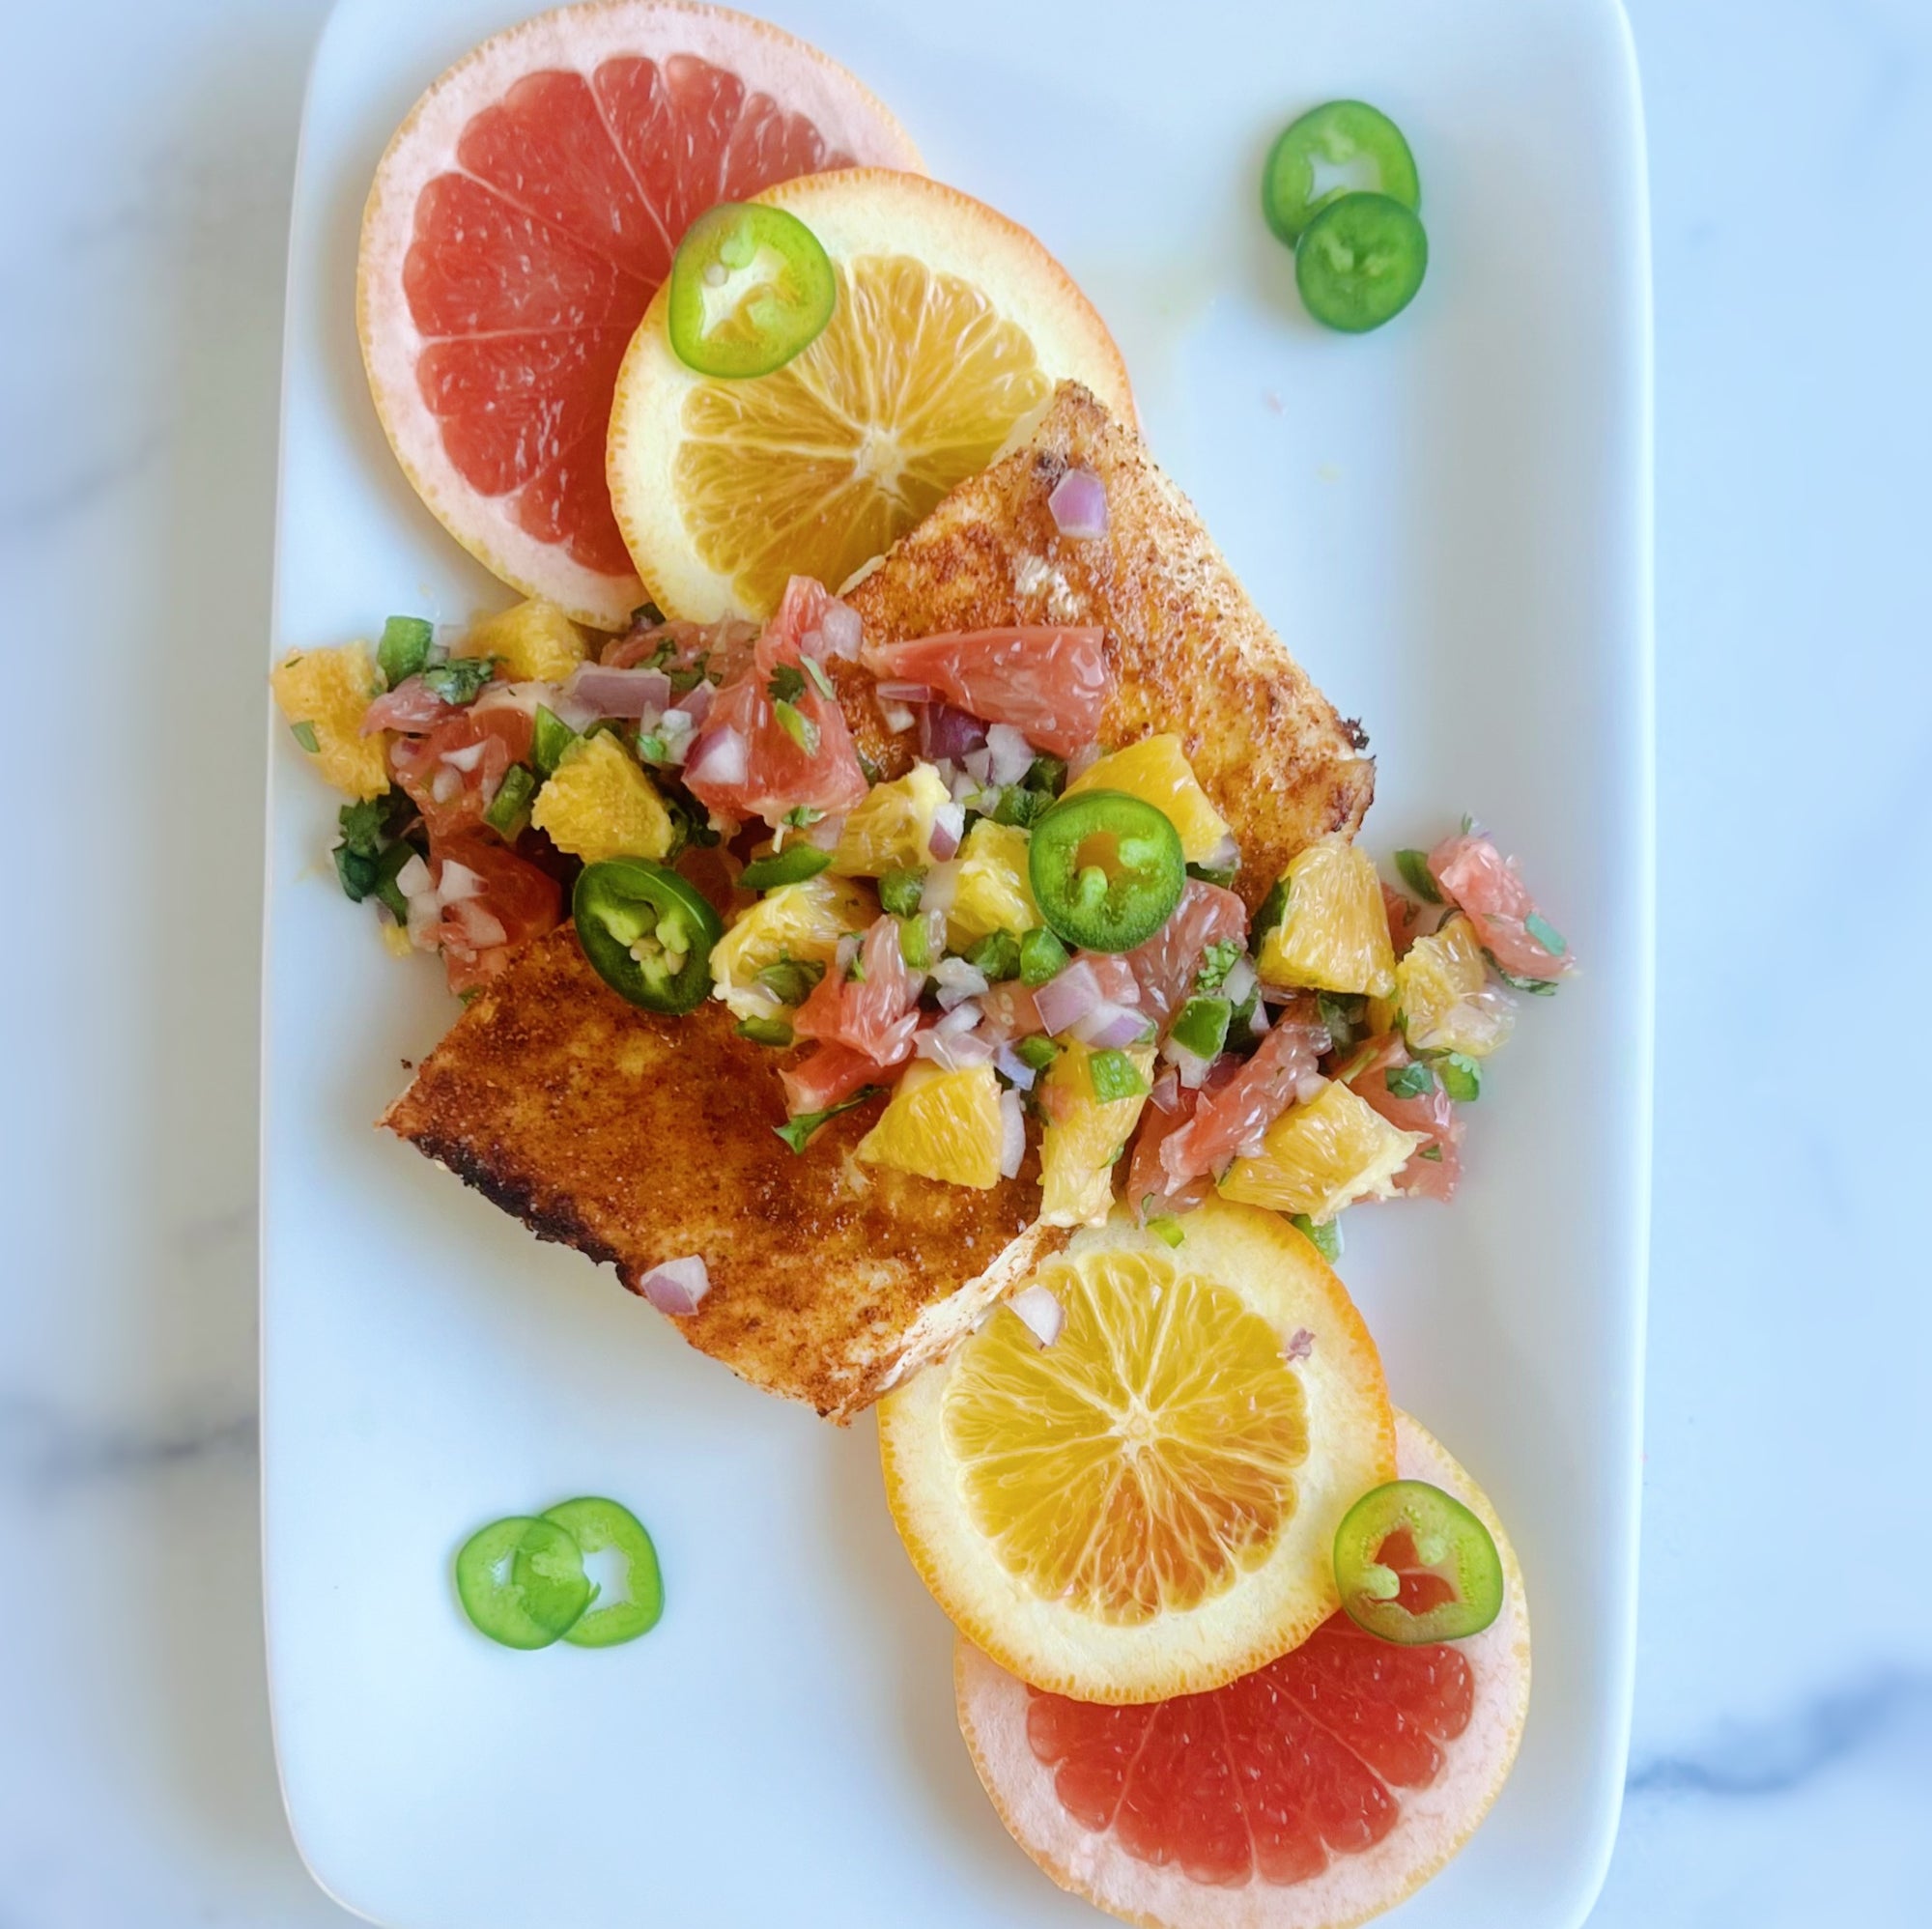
262;1;1652;1923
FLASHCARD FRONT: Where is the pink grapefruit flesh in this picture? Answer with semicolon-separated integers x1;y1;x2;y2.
955;1411;1531;1929
358;1;923;627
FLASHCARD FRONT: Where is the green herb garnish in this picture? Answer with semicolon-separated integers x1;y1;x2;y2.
1290;1212;1343;1262
1488;954;1561;996
768;663;807;705
419;656;497;705
1394;849;1441;902
290;721;320;753
1196;940;1241;994
1317;991;1366;1048
774;1085;886;1154
1436;1053;1482;1103
1185;861;1240;888
879;867;926;918
1523;912;1567;958
1384;1062;1435;1100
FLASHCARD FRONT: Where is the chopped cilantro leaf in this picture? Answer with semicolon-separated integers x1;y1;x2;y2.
1385;1062;1435;1100
1394;849;1442;902
419;656;497;705
767;663;807;705
775;1085;886;1154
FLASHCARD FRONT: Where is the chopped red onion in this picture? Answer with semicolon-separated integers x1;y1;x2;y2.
1047;465;1109;540
921;863;961;916
430;766;463;805
929;801;965;860
1284;1325;1316;1361
932;957;990;1008
1162;1036;1215;1089
998;1089;1026;1179
440;740;488;774
675;678;715;726
639;1256;711;1317
1222;955;1258;1007
1201;831;1241;873
1294;1071;1326;1106
567;665;671;718
446;899;507;950
946;765;982;807
834;933;862;978
873;679;939;704
437;861;485;903
985;723;1035;786
1148;1068;1180;1114
685;724;748;788
1247;994;1271;1035
963;747;993;785
1032;958;1102;1035
817;600;864;661
919;700;988;764
994;1042;1038;1092
915;1025;995;1069
802;811;845;851
1070;999;1151;1050
880;701;916;733
1008;1283;1065;1347
394;854;432;900
937;1001;983;1035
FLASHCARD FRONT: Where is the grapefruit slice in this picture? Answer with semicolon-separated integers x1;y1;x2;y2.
358;0;923;629
879;1201;1394;1706
955;1411;1531;1929
608;168;1135;621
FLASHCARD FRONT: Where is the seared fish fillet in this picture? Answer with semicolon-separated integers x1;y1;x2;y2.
838;382;1375;908
383;925;1063;1421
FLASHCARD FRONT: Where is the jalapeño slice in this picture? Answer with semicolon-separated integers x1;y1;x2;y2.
1028;789;1185;952
1333;1479;1504;1644
667;203;838;380
541;1497;665;1648
1295;193;1429;334
573;859;724;1013
1263;99;1421;245
454;1516;591;1650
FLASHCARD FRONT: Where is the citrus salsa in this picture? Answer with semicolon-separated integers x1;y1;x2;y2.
272;577;1571;1242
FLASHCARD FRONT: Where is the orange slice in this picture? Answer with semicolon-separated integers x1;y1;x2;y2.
608;167;1135;619
879;1200;1394;1704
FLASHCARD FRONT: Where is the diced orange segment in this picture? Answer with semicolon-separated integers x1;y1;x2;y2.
857;1061;1006;1189
1257;837;1397;998
530;732;673;864
832;761;951;875
948;819;1040;949
270;643;389;800
1064;734;1233;865
461;596;590;683
1219;1079;1422;1224
1397;915;1517;1057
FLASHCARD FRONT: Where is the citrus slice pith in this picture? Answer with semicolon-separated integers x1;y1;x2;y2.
955;1410;1532;1929
608;167;1135;620
358;0;923;629
879;1200;1394;1705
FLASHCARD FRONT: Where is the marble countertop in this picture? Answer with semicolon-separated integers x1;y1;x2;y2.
4;0;1927;1922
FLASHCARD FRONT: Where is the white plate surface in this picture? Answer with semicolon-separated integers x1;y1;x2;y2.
262;2;1652;1923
